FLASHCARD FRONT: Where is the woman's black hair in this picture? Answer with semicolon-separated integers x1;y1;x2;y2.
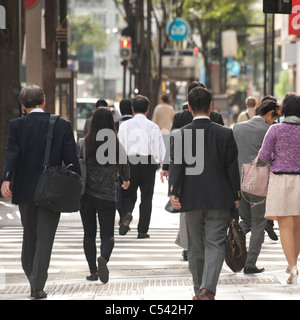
85;107;120;163
282;92;300;118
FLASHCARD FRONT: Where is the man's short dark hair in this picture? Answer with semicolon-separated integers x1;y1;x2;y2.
132;95;149;114
282;92;300;118
160;94;169;104
255;100;279;116
95;99;108;109
188;87;212;114
119;98;132;116
261;95;277;103
19;84;45;109
187;81;207;94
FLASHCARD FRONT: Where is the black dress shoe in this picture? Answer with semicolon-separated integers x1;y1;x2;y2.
119;213;133;236
244;266;265;274
265;225;278;241
30;289;47;299
137;233;150;239
86;273;98;281
182;250;188;261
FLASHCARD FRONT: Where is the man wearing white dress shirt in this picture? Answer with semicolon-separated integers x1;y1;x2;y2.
118;95;166;238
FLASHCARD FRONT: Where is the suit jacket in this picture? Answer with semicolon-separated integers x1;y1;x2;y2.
2;112;80;205
172;109;224;130
168;119;240;211
233;116;270;172
115;115;133;132
152;103;175;134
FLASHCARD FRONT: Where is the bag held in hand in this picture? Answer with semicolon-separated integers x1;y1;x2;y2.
33;115;83;213
241;156;270;197
225;211;247;273
77;138;86;195
240;156;270;206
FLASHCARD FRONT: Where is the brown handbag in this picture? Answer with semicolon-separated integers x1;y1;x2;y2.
240;156;270;206
225;210;247;273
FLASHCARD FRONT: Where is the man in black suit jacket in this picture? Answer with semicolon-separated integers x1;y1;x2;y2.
115;98;133;132
114;98;133;222
1;85;80;299
172;106;224;130
171;81;224;130
168;86;240;300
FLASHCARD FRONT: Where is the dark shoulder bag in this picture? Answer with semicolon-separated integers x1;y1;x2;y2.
33;115;83;213
225;209;247;273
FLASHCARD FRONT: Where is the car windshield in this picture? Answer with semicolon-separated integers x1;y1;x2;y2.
77;102;94;119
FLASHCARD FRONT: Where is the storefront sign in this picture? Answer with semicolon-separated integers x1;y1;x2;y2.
289;0;300;35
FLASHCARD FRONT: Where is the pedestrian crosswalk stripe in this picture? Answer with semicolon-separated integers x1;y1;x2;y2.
0;224;288;282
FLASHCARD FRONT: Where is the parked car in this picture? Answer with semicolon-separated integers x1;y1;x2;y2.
76;98;121;139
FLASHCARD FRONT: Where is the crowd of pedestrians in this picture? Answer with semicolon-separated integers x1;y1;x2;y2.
0;82;300;300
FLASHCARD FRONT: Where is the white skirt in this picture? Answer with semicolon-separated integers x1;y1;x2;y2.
265;173;300;220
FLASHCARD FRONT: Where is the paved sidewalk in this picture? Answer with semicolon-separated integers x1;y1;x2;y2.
1;272;300;300
1;175;300;301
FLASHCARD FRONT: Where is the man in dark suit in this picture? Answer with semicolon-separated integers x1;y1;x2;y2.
115;98;133;223
168;86;240;300
161;81;224;261
83;99;108;136
172;81;224;130
115;98;133;132
1;85;80;299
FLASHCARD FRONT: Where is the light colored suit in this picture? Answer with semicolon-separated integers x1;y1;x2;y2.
237;107;256;123
233;116;270;172
152;103;174;135
233;116;270;269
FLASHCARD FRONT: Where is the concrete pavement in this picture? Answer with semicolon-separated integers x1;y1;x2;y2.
1;172;300;300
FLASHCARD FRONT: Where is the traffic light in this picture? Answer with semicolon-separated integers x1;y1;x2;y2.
263;0;292;14
120;37;132;60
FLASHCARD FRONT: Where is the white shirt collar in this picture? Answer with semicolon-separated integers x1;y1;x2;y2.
133;113;147;118
193;115;210;121
29;108;44;113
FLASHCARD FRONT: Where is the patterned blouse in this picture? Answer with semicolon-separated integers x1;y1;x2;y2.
258;123;300;173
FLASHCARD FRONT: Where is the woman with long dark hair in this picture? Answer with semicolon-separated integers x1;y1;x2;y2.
78;107;130;283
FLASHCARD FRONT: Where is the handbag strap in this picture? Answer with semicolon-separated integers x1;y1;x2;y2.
241;190;265;207
78;138;86;161
43;115;60;169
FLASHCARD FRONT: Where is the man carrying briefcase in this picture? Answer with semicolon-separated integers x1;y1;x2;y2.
1;85;80;299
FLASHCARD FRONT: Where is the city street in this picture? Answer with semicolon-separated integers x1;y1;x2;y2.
0;172;300;300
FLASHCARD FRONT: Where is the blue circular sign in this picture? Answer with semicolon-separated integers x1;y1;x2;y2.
167;18;190;41
226;60;241;76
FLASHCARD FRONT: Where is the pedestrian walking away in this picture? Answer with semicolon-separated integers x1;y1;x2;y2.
233;98;280;274
236;96;258;123
0;84;81;299
152;94;175;149
258;92;300;285
161;81;224;261
78;107;130;284
118;95;165;239
168;86;240;300
83;99;108;137
115;98;133;223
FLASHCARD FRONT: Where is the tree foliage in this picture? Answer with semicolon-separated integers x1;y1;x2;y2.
183;0;261;87
69;15;109;53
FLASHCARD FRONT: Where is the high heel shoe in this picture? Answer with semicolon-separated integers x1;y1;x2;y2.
287;266;298;285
